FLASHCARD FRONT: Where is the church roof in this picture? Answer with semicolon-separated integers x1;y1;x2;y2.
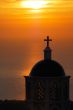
30;59;65;77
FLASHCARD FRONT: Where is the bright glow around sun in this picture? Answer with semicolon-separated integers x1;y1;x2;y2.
20;0;49;9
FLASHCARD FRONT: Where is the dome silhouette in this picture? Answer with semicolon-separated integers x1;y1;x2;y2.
30;60;65;77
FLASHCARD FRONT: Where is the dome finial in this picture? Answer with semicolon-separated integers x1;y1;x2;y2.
44;36;52;60
44;36;52;48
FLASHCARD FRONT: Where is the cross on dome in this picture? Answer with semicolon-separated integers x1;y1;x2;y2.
44;36;52;47
44;36;52;60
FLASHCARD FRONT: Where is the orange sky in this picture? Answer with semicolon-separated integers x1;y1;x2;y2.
0;0;73;100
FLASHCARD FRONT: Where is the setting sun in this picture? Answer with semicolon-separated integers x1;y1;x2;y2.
20;0;49;9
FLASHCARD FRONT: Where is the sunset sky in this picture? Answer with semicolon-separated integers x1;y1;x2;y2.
0;0;73;100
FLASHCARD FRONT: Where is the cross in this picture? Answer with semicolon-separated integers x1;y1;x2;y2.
44;36;52;47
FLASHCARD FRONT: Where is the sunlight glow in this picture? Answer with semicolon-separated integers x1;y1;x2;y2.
20;0;49;9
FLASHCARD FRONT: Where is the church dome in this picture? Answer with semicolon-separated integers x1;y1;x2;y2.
29;36;65;77
30;60;65;77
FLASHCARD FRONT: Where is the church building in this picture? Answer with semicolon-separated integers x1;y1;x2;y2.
24;36;73;110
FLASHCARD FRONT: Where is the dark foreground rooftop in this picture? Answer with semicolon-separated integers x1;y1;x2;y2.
0;100;73;110
0;100;28;110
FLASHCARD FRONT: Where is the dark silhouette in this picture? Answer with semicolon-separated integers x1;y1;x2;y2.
44;36;52;47
0;100;27;110
0;36;73;110
25;36;73;110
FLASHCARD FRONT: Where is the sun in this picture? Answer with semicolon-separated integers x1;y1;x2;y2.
20;0;49;9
